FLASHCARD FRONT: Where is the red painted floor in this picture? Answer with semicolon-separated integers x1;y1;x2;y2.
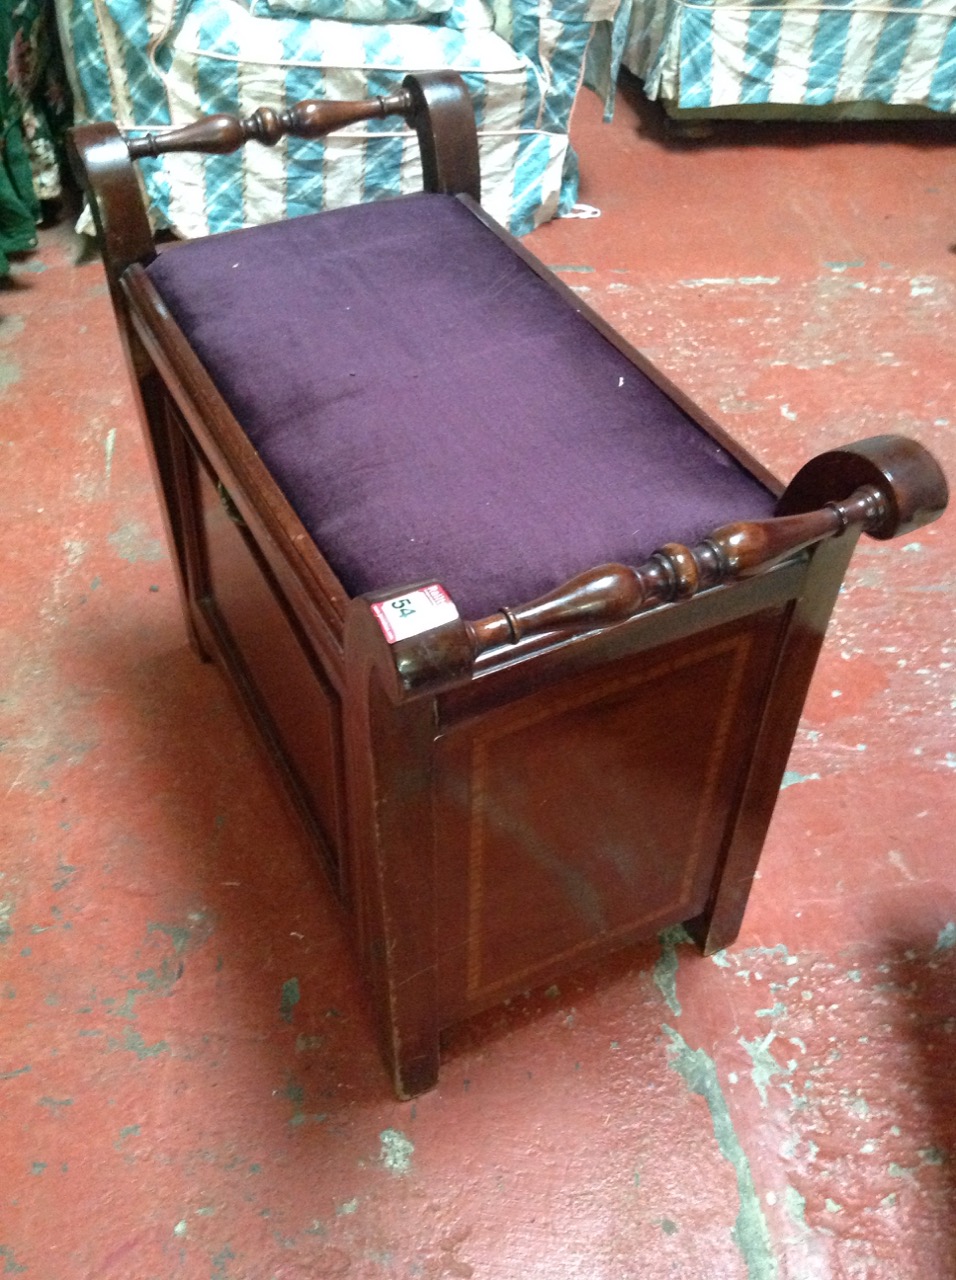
2;79;954;1279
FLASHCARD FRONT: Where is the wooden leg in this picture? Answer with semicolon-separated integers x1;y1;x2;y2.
684;533;861;955
691;435;949;954
137;371;212;663
345;655;441;1098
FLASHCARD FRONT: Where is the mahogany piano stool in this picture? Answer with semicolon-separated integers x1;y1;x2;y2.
69;73;949;1098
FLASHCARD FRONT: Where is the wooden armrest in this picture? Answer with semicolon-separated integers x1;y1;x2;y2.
123;93;415;159
66;71;480;301
468;435;948;653
121;71;480;202
356;434;947;698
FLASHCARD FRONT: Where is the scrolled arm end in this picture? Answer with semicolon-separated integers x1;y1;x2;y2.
66;122;157;298
401;72;481;202
775;434;948;540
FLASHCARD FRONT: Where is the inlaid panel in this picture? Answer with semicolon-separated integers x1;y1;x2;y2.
435;611;785;1017
186;435;346;888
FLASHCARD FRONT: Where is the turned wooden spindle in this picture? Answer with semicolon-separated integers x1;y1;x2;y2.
468;484;887;655
126;91;414;159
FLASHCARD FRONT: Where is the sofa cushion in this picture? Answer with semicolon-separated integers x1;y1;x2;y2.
145;193;776;619
441;0;494;32
247;0;452;25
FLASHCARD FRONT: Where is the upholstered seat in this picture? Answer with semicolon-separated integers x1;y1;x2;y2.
146;192;775;617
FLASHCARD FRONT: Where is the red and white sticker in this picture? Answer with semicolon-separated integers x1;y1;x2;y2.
371;584;459;644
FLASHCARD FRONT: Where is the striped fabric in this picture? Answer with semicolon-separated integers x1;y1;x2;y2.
622;0;956;114
56;0;619;237
251;0;453;25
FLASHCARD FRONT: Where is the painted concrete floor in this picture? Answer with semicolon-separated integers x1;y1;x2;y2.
1;78;954;1279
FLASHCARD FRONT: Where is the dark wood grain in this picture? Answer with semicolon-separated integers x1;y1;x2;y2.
118;70;481;206
467;481;888;654
402;72;480;202
65;125;205;657
125;91;414;159
775;433;949;536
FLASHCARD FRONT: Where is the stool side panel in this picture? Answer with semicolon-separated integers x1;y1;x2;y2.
193;456;348;886
687;530;863;955
152;388;354;897
431;604;787;1021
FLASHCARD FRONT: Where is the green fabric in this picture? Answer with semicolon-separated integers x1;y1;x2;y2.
1;0;71;275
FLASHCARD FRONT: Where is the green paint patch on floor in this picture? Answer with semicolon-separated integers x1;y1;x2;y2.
665;1027;778;1280
0;900;14;945
780;770;821;789
278;1070;327;1128
136;955;182;996
148;911;214;956
0;315;25;343
755;1002;787;1020
104;989;142;1021
739;1031;792;1105
784;1184;807;1226
52;861;78;892
111;1029;169;1059
0;354;22;393
211;1245;236;1278
0;1244;28;1274
919;1147;947;1166
279;1075;305;1106
379;1128;414;1176
280;978;301;1024
653;925;691;1015
107;519;165;563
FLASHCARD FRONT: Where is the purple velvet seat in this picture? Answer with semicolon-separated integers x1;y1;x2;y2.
146;193;775;619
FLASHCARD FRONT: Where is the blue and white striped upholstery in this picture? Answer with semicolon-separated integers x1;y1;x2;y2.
56;0;622;236
622;0;956;115
253;0;453;22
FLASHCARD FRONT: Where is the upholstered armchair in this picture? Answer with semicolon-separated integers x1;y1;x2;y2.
55;0;623;237
620;0;956;121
